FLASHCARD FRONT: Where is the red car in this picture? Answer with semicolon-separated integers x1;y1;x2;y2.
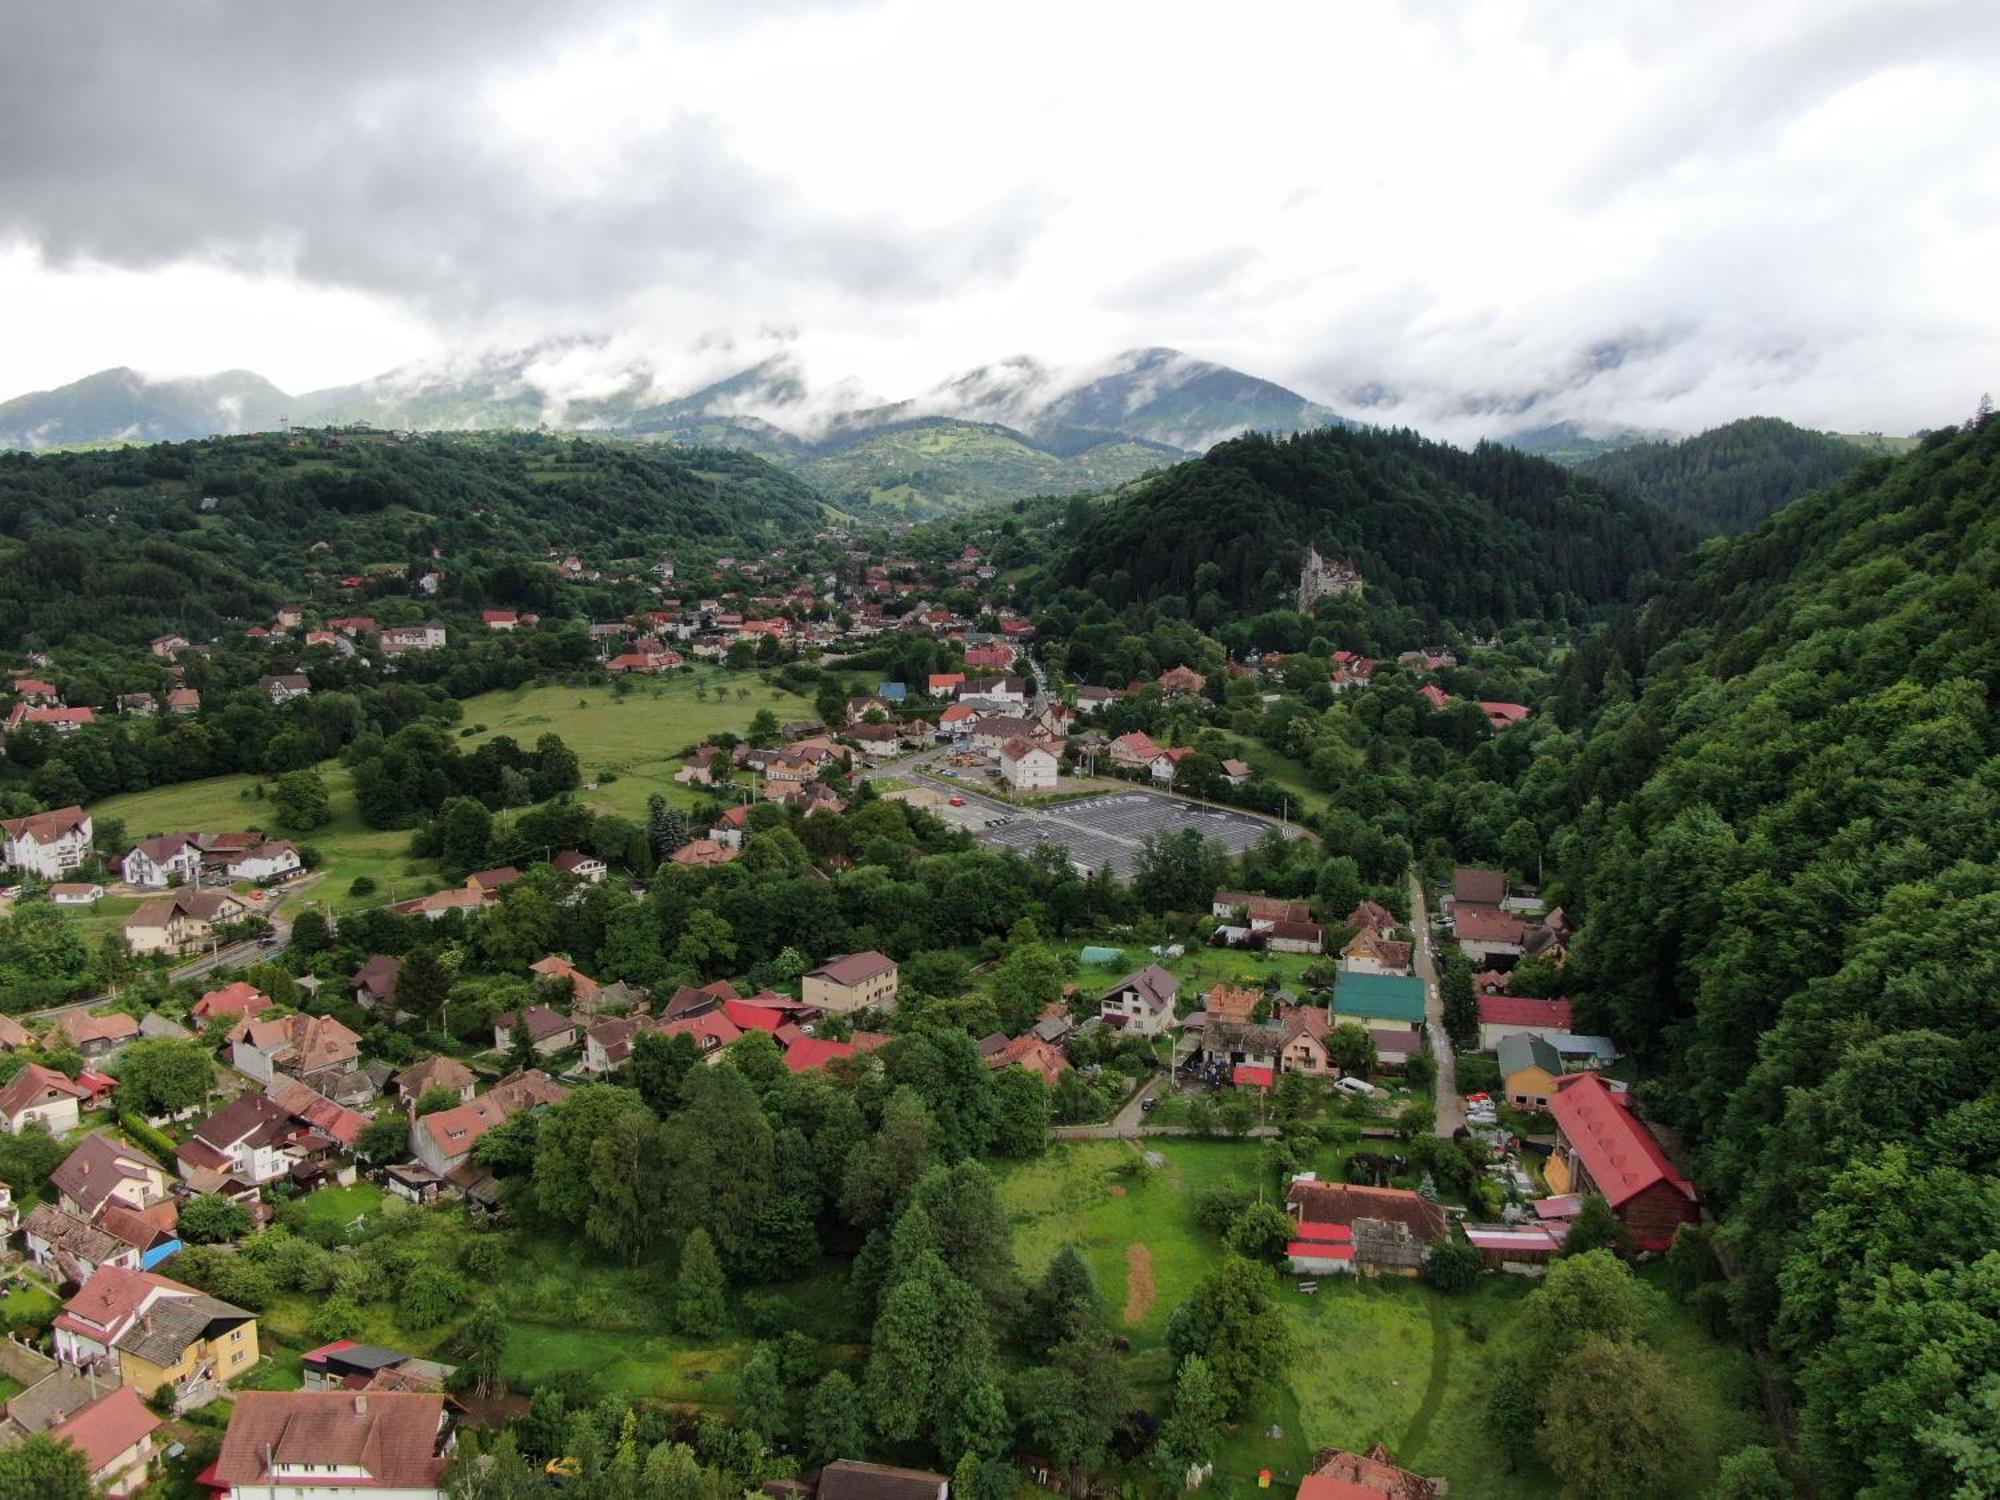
949;797;967;806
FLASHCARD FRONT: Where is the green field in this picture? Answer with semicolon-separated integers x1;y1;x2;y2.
998;1140;1767;1500
86;669;802;917
456;671;814;822
94;762;427;914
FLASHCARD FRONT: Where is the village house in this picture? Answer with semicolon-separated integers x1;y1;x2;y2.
395;1056;477;1108
999;736;1060;793
1341;928;1412;975
1286;1176;1447;1276
1098;965;1181;1037
353;955;401;1013
210;1389;456;1499
54;1263;258;1405
528;955;600;1004
1265;918;1325;955
1497;1032;1564;1110
1279;1006;1334;1075
818;1461;950;1500
1544;1074;1700;1251
53;1007;142;1060
0;1062;90;1135
411;1070;568;1177
51;881;105;906
381;621;448;653
1451;864;1508;908
802;951;900;1013
492;1005;577;1056
123;888;249;957
1453;905;1527;962
231;1013;363;1090
552;849;607;883
482;609;519;630
1;805;94;878
119;833;204;888
24;1203;142;1283
1475;995;1575;1051
1107;730;1164;773
985;1033;1070;1088
256;673;311;704
1211;890;1312;931
1297;1443;1440;1500
5;704;96;734
181;1094;297;1186
670;837;737;867
193;981;273;1025
53;1134;172;1221
44;1385;162;1498
708;804;750;848
1330;971;1427;1068
223;841;301;884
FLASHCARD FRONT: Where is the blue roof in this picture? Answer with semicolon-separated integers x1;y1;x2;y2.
1333;971;1427;1025
878;682;908;701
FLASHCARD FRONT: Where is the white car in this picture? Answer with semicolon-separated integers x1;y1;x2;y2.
1334;1077;1380;1098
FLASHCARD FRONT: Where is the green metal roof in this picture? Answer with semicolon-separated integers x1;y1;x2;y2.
1333;970;1428;1024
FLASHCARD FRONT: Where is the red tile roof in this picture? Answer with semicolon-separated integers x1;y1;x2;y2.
1547;1074;1696;1210
1477;996;1573;1030
49;1386;159;1476
213;1390;450;1490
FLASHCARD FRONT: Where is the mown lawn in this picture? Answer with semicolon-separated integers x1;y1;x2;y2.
283;1182;385;1235
455;670;813;822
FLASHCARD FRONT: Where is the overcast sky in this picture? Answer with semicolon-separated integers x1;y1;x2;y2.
3;0;1995;438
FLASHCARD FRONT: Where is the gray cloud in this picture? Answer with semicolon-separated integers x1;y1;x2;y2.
1;0;1994;438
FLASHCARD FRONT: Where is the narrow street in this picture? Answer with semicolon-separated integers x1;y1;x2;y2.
1412;872;1465;1136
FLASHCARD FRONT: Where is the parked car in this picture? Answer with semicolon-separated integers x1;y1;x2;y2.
1334;1077;1381;1098
949;797;966;806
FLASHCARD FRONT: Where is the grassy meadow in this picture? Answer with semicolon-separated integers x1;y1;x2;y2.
84;669;798;915
456;671;814;822
997;1139;1768;1500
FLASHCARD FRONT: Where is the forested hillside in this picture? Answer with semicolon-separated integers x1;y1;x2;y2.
0;431;825;649
1058;426;1693;629
1547;416;2000;1495
1575;416;1872;534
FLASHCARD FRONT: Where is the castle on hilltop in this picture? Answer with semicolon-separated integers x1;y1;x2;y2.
1298;546;1364;612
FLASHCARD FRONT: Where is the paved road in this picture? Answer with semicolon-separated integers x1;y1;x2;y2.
1413;873;1464;1137
19;897;300;1023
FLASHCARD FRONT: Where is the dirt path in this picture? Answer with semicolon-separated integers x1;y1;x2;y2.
1123;1243;1156;1324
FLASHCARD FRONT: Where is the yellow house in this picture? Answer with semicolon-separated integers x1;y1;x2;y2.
802;951;899;1013
114;1295;259;1405
1497;1033;1563;1112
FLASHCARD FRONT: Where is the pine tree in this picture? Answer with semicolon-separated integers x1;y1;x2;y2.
1440;949;1478;1049
648;794;688;859
675;1228;727;1337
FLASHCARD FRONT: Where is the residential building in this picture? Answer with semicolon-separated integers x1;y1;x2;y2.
1107;731;1163;772
1286;1177;1446;1276
1544;1075;1699;1252
984;1034;1070;1088
491;1005;578;1056
802;951;899;1013
1097;965;1180;1037
123;888;248;957
50;881;105;905
210;1389;454;1499
818;1460;950;1500
53;1008;142;1060
0;1062;89;1134
1451;865;1508;908
23;1203;142;1282
52;1134;172;1220
1;805;94;878
1475;995;1575;1052
1265;919;1325;955
1497;1032;1563;1110
353;955;402;1012
182;1094;297;1185
193;982;273;1024
224;841;302;884
552;849;607;883
54;1264;257;1404
46;1385;161;1498
1296;1443;1439;1500
257;674;311;704
1278;1007;1333;1075
231;1014;363;1088
1453;905;1527;962
1211;891;1312;931
395;1056;476;1108
411;1070;568;1176
1332;971;1428;1043
999;736;1059;792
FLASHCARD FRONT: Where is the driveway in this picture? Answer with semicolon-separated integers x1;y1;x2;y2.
1412;873;1465;1136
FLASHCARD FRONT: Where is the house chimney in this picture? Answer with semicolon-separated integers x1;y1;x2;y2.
354;1392;367;1415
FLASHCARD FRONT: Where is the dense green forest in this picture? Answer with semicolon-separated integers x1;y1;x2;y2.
1546;417;1999;1495
0;431;827;649
1575;416;1872;535
1058;426;1693;630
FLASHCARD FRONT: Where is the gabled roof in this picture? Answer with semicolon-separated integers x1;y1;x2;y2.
51;1133;163;1216
493;1005;573;1043
1285;1177;1449;1244
1478;995;1573;1030
1548;1074;1697;1209
1101;964;1178;1012
1452;866;1508;906
114;1291;252;1364
1453;907;1527;943
49;1386;160;1477
213;1390;450;1490
195;1092;294;1151
818;1459;948;1500
1496;1032;1562;1080
807;951;896;987
1333;971;1427;1025
23;1203;124;1264
0;1062;89;1120
195;981;274;1020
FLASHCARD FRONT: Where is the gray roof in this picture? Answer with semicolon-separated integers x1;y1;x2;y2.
1497;1032;1562;1079
1102;964;1179;1012
23;1203;121;1263
4;1368;98;1435
113;1293;253;1365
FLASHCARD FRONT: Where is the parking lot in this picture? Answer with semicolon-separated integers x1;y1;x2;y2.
961;788;1296;876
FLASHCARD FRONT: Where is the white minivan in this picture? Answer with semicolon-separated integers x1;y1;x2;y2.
1334;1077;1380;1098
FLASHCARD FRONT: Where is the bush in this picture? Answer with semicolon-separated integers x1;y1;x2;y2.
1425;1240;1483;1294
117;1112;181;1170
1193;1181;1254;1234
347;876;378;897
